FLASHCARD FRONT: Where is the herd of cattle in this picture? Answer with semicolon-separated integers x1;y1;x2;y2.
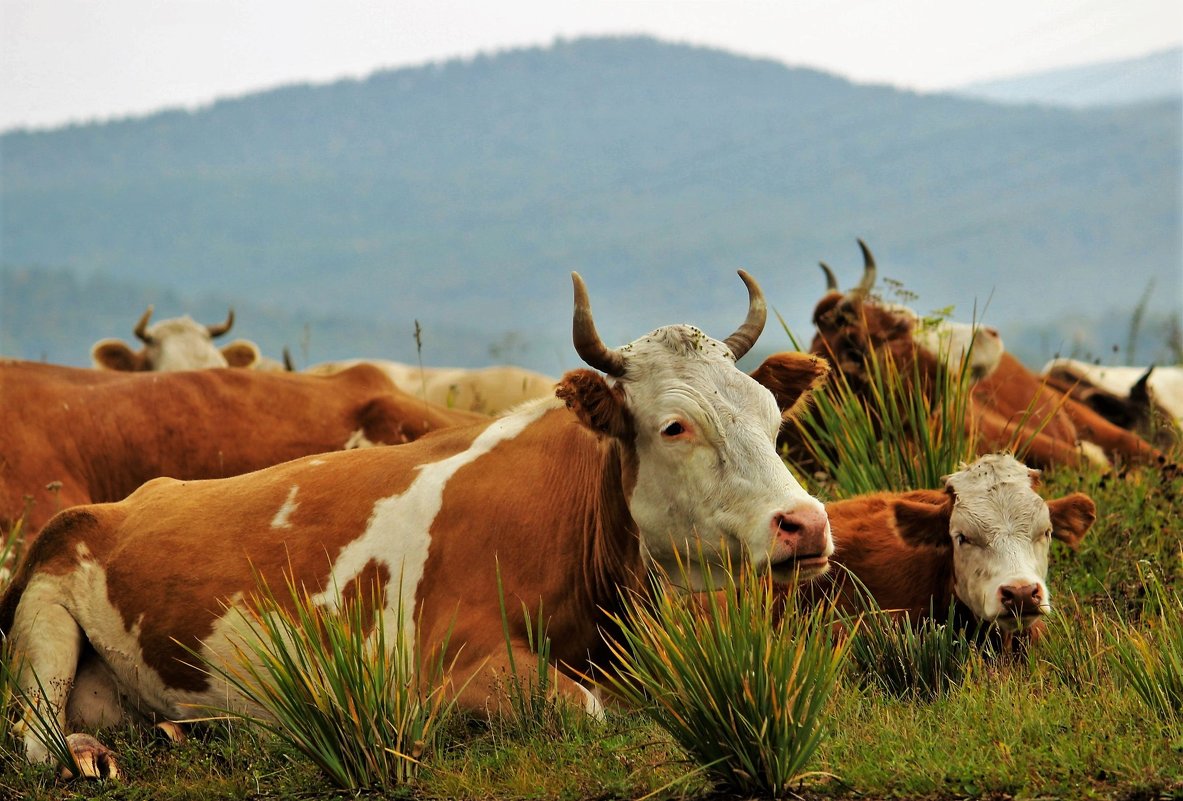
1;244;1178;779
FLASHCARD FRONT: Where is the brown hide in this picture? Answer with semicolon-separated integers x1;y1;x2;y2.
0;399;641;707
0;360;483;536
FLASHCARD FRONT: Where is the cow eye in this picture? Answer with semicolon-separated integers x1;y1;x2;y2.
661;421;686;438
1044;528;1053;539
954;533;968;546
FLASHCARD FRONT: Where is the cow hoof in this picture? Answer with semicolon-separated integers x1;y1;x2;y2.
156;720;187;744
61;733;121;780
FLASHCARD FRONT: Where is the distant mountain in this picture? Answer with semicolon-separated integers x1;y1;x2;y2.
2;37;1180;372
955;47;1183;108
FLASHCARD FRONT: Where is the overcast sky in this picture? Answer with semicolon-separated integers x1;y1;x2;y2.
2;0;1181;132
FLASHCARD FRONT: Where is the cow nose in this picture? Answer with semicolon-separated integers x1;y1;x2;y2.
771;507;831;557
982;326;1000;339
999;583;1043;616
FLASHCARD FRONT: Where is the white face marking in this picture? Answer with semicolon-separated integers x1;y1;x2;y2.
143;317;229;371
886;304;1004;381
270;485;299;529
613;326;830;590
313;401;553;649
343;428;378;450
943;454;1054;628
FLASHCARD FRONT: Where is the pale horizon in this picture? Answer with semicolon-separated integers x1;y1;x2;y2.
3;0;1181;133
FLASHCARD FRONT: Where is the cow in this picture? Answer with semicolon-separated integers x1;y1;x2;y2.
800;453;1096;640
305;359;557;415
0;360;484;538
809;240;1165;469
1;270;834;778
1041;359;1182;448
813;240;1005;385
91;306;265;371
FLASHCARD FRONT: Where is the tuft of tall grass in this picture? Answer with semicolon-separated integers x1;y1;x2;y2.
1035;592;1113;690
788;332;977;496
602;558;849;798
1108;564;1183;728
188;570;456;791
844;594;982;702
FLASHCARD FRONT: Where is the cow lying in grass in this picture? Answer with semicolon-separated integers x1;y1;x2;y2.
800;453;1096;639
810;240;1163;469
1;270;833;779
0;360;483;538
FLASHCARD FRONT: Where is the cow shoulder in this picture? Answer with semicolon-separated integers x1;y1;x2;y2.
888;489;953;547
748;352;830;418
91;340;145;372
1046;492;1097;550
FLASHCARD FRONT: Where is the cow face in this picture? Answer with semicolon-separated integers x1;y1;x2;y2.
890;453;1096;630
91;307;260;371
812;240;1003;384
560;271;832;591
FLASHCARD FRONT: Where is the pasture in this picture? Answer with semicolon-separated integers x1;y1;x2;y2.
1;451;1180;800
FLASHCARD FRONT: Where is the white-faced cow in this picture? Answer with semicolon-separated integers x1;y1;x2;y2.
0;360;484;538
809;241;1164;469
2;271;834;778
801;453;1096;638
305;359;557;415
91;307;264;371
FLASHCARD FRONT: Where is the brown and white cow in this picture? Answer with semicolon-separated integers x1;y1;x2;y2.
1041;359;1182;449
802;453;1096;635
91;306;263;371
810;241;1164;469
1;270;833;777
305;359;557;415
0;360;483;537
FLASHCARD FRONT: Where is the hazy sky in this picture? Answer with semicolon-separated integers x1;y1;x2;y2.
3;0;1181;132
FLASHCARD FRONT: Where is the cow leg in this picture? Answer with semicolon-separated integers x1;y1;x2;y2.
1059;395;1164;465
450;647;605;721
8;582;120;778
972;406;1091;469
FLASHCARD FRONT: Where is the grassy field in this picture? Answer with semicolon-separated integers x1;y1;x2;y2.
2;455;1180;801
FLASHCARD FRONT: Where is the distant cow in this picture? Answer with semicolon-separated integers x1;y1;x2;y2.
91;306;264;371
802;453;1095;636
2;270;833;778
306;359;557;415
810;241;1163;469
0;360;483;537
1041;359;1182;448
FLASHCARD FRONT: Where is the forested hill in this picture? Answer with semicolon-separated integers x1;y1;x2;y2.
2;37;1180;370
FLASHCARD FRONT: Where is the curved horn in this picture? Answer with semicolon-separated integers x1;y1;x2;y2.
206;308;235;338
722;269;767;361
571;272;626;377
133;306;154;344
851;238;877;299
819;261;839;292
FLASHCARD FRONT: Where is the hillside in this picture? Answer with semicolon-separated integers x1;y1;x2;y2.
955;46;1183;107
2;37;1180;370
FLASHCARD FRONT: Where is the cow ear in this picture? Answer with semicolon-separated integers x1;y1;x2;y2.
1046;492;1096;550
91;339;145;371
889;492;954;548
221;339;260;368
555;369;632;439
748;352;830;419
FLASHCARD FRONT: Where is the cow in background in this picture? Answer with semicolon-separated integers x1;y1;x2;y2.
91;306;267;371
1041;359;1182;449
2;270;833;777
0;360;483;538
306;359;557;415
809;240;1164;469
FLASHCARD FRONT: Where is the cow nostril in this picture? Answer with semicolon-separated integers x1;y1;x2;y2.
777;515;802;535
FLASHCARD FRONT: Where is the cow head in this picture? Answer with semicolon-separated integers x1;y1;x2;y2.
812;240;1004;386
556;271;833;591
888;453;1096;631
91;307;261;371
